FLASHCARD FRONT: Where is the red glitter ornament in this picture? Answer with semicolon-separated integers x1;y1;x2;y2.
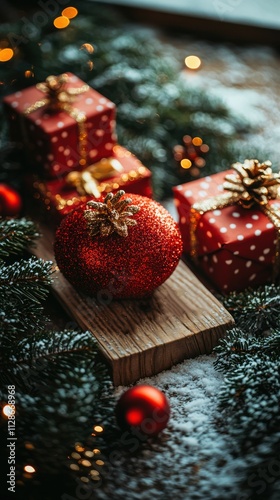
54;190;182;299
0;184;22;217
115;385;170;436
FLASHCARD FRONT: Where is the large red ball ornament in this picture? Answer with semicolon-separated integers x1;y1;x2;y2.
115;385;170;436
54;190;182;299
0;184;22;217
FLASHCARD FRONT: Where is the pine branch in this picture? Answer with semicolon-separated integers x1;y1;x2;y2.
215;282;280;446
218;284;280;334
214;328;280;372
0;217;39;260
0;328;113;484
215;295;280;446
0;257;53;347
0;256;53;302
0;328;108;391
218;353;280;441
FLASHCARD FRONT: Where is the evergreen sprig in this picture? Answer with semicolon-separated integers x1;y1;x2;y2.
0;218;53;341
1;328;113;489
0;216;114;495
0;217;39;259
214;327;280;372
216;284;280;450
219;284;280;334
0;256;53;342
217;348;280;442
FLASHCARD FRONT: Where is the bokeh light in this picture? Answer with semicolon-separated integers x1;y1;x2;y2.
180;159;192;169
24;465;36;474
93;425;103;433
192;136;203;146
25;70;34;78
185;55;201;70
53;16;70;29
2;404;14;417
81;43;94;54
62;7;78;19
0;48;14;62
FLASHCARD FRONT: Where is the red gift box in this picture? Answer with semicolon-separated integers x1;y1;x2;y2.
3;73;117;179
32;145;152;223
173;170;279;292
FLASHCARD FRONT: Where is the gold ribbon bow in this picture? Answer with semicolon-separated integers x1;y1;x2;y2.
190;159;280;280
65;157;123;198
24;74;89;166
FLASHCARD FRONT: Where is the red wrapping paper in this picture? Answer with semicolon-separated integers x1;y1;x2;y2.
3;73;116;179
173;170;279;292
32;145;152;223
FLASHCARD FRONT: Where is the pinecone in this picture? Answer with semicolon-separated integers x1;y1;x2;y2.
84;190;140;238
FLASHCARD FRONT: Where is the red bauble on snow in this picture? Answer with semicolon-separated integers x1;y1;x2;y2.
0;184;22;217
115;385;170;436
54;190;182;299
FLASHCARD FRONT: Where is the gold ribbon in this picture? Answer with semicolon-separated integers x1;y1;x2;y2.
24;74;89;167
65;157;124;199
190;159;280;280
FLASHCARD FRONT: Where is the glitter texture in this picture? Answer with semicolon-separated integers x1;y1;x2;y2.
54;193;183;299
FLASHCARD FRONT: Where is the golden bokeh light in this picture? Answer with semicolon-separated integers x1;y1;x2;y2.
80;459;91;467
81;43;94;54
185;55;201;70
25;70;34;78
0;48;14;62
93;425;103;433
180;159;192;169
84;451;94;458
75;443;85;452
90;470;99;476
53;16;70;29
192;136;203;146
96;459;105;466
70;463;79;471
62;7;78;19
24;465;36;474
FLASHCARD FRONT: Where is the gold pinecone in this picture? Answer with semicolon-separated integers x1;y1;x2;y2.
84;190;140;238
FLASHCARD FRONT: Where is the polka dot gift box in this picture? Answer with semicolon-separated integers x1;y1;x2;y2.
3;73;117;179
32;145;152;223
173;160;280;293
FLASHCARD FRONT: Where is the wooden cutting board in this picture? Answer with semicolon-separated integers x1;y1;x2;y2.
32;223;234;386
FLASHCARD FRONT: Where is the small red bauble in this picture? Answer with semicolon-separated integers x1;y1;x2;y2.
115;385;170;436
0;184;22;217
54;191;182;299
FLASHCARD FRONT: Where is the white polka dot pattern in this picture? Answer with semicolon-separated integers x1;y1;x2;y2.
173;169;277;293
3;72;118;179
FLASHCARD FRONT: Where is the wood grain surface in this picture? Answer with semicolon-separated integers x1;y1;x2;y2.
32;223;234;386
